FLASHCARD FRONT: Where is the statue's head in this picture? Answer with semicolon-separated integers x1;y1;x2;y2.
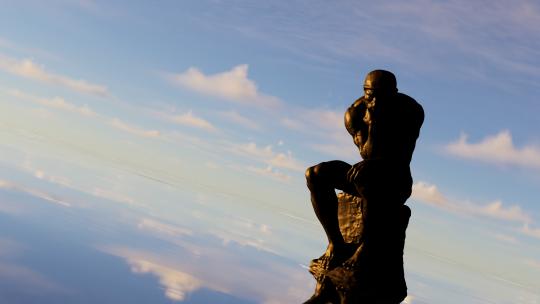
363;70;397;101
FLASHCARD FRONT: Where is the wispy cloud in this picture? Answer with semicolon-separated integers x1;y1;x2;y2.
520;224;540;239
310;131;358;161
0;53;109;96
247;165;291;183
0;179;71;207
228;142;304;172
91;188;136;205
20;160;73;188
280;107;358;160
109;118;160;138
198;1;540;86
445;130;540;169
138;218;193;237
492;233;519;244
474;200;531;223
412;181;531;224
103;231;311;304
268;151;304;172
219;110;261;130
169;64;281;108
7;89;95;117
523;258;540;270
166;110;216;132
4;87;164;142
280;108;343;133
0;262;68;295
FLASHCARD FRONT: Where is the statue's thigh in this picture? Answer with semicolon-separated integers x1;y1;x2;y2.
316;160;355;193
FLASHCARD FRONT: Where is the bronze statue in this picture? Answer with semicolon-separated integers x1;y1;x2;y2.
304;70;424;303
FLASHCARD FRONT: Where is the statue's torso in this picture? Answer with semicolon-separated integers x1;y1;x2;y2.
348;93;424;164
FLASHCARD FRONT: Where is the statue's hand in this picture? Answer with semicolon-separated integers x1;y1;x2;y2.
347;162;365;183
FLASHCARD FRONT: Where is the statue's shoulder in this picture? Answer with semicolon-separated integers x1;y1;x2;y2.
397;93;424;119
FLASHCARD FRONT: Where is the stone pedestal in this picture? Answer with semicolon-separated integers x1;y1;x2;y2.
305;192;410;304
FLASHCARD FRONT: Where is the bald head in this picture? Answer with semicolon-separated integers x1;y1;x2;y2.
363;70;398;102
364;70;397;92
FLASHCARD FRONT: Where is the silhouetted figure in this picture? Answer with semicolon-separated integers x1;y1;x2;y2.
304;70;424;303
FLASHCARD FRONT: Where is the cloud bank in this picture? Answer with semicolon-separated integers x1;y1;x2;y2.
412;181;531;224
445;130;540;169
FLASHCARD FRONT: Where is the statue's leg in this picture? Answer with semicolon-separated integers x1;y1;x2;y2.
304;161;362;304
306;161;357;265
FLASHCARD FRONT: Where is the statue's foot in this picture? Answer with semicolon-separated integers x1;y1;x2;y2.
302;293;326;304
326;266;357;292
310;243;358;270
303;278;339;304
341;243;365;270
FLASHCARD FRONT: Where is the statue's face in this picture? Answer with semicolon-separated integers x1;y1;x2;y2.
363;87;376;101
363;76;386;101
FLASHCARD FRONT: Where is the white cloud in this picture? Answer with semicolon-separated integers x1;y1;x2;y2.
520;224;540;239
210;225;278;255
229;142;304;172
260;224;271;235
524;259;540;270
402;294;414;304
20;161;73;188
412;181;531;224
492;233;519;244
103;232;311;304
168;110;216;132
205;161;220;169
412;181;447;205
109;118;160;138
7;89;96;117
473;200;531;223
127;259;201;301
248;166;291;183
138;218;193;237
234;142;273;159
219;110;261;130
0;179;71;207
445;130;540;169
170;64;281;108
268;151;305;171
92;188;136;205
0;54;108;96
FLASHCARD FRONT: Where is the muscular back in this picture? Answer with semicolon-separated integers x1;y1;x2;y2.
345;93;424;164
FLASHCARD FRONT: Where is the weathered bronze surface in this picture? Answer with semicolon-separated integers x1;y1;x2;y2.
304;70;424;303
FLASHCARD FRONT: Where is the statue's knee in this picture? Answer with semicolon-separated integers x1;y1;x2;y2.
305;164;323;186
305;166;315;183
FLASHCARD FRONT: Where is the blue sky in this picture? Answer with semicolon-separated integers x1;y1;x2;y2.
0;1;539;303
